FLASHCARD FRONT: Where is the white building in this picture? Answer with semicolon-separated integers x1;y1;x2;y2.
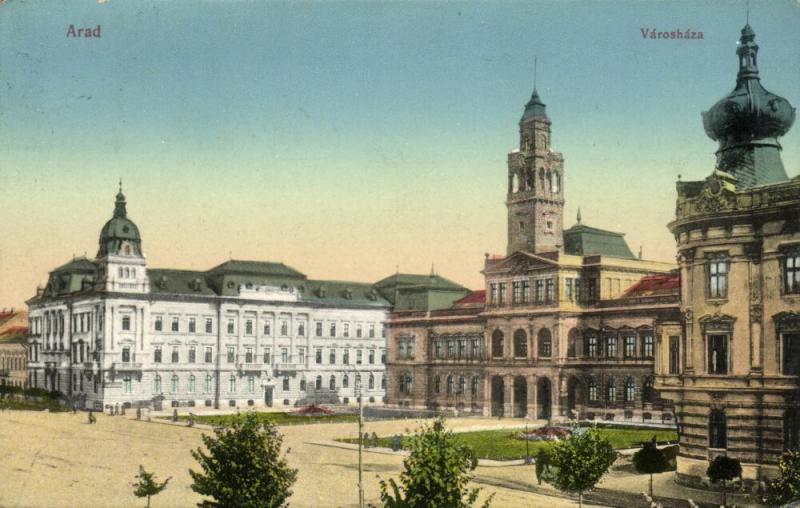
26;188;390;411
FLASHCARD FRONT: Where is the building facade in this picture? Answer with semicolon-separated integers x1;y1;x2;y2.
26;189;390;411
657;23;799;484
0;309;28;389
387;88;682;423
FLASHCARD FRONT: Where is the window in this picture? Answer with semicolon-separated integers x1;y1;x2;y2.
381;349;386;364
708;254;729;299
188;374;196;393
282;377;289;391
458;376;465;394
606;379;616;402
205;318;213;334
154;375;162;393
512;281;524;304
709;410;727;449
538;329;552;358
204;346;212;363
171;374;179;393
229;374;236;393
369;374;375;390
513;329;527;358
280;321;288;336
263;348;271;364
605;335;617;357
643;333;654;358
154;346;162;363
327;349;335;364
315;322;323;337
356;350;363;365
588;378;598;402
298;323;305;336
344;324;350;337
315;376;322;390
586;278;597;302
245;347;253;363
356;324;363;338
565;278;574;301
623;335;636;358
123;376;132;393
316;349;323;364
785;408;800;451
472;338;481;359
189;318;196;333
545;278;554;302
329;375;336;390
471;377;479;396
498;283;506;305
434;375;441;393
263;321;271;335
171;317;179;332
368;350;375;364
343;350;350;365
281;348;288;363
446;376;454;395
491;330;504;358
204;374;212;393
227;346;235;364
783;334;800;375
300;379;306;391
227;319;235;334
435;340;443;358
707;334;728;374
245;319;253;335
490;283;498;305
624;377;635;402
154;316;163;331
298;348;305;365
535;280;544;303
171;348;179;363
343;374;349;389
122;316;131;331
121;346;130;363
785;250;800;294
189;346;196;363
447;340;455;357
668;336;679;374
248;375;255;393
330;323;336;337
369;324;375;338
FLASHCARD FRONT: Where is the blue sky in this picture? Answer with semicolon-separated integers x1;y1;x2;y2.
1;0;799;306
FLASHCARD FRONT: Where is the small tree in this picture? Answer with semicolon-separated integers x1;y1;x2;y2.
763;449;800;506
632;436;668;498
379;418;492;508
544;427;616;507
132;465;171;508
534;448;552;485
190;413;298;508
707;455;742;508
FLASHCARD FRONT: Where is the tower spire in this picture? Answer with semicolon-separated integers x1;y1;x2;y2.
533;56;537;91
577;207;582;224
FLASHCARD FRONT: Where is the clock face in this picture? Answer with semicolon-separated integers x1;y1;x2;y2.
709;179;722;194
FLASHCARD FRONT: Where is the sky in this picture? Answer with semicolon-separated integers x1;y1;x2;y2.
1;0;799;308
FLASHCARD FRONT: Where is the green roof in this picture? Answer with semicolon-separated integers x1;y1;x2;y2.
52;257;97;274
301;280;389;308
208;260;306;279
149;269;217;296
563;224;635;259
375;273;466;291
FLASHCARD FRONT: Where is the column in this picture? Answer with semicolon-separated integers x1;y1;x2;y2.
483;373;492;417
527;374;537;419
503;374;514;418
746;242;763;372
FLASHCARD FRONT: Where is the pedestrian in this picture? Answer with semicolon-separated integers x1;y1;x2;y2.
188;413;195;427
172;408;178;422
87;410;95;424
136;407;142;420
371;432;378;448
114;403;119;415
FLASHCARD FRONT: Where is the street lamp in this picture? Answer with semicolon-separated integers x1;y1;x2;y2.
356;375;364;508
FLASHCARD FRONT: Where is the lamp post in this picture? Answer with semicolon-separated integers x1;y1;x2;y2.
356;374;364;508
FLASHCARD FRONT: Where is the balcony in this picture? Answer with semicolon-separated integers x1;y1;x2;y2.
236;363;264;373
273;363;305;374
112;362;143;371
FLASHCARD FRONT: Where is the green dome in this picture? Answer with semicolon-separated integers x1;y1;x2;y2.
521;88;548;121
97;188;143;257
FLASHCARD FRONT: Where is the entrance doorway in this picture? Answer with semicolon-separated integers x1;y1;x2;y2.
513;376;527;417
264;386;274;407
491;376;504;417
567;377;582;417
537;378;551;420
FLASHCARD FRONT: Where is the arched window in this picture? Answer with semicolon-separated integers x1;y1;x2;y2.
458;376;465;394
552;171;560;193
513;329;528;358
446;375;454;396
381;376;386;390
588;377;598;402
300;379;306;391
491;330;504;358
511;173;519;193
171;374;179;393
538;328;552;357
624;377;635;402
124;267;130;278
228;374;235;393
329;375;336;390
154;374;162;393
546;171;552;192
434;375;441;394
567;328;580;358
642;376;655;403
204;374;212;393
539;169;545;188
118;267;124;278
188;374;196;393
343;374;349;389
471;376;479;396
131;268;136;278
368;374;375;390
709;410;727;449
527;168;535;190
315;376;322;390
606;378;616;402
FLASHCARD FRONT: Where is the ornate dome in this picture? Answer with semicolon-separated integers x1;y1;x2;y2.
702;24;795;151
521;88;548;121
97;185;142;258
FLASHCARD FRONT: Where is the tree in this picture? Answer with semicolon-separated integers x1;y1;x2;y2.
132;465;171;508
632;436;668;498
763;449;800;506
189;413;298;508
544;427;617;507
706;455;742;508
534;448;552;485
378;418;492;508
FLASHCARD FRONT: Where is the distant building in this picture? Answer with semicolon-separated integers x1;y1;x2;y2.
657;23;799;486
26;189;390;411
0;309;29;389
386;87;681;423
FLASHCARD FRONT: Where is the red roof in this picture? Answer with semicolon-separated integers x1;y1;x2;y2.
0;325;28;337
622;272;681;298
453;290;486;306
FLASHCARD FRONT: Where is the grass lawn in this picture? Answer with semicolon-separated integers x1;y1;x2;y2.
165;411;360;427
340;424;677;461
0;398;68;412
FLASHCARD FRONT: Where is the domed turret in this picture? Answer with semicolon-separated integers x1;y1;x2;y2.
701;24;795;188
521;88;548;122
97;183;143;258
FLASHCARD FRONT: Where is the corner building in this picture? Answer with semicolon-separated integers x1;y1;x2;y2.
657;24;799;485
26;189;390;411
388;88;682;423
